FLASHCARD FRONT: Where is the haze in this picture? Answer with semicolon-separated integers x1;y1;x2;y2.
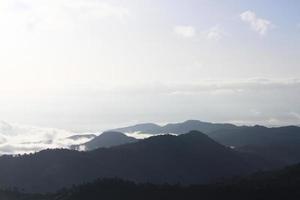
0;0;299;131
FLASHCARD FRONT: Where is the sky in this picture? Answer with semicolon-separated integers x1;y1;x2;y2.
0;0;300;131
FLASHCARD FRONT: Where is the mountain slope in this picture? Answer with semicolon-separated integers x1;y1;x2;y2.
0;131;264;193
47;164;300;200
210;125;300;164
0;189;46;200
73;131;138;151
112;120;237;134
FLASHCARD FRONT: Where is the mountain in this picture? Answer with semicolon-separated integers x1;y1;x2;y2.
112;120;237;134
210;125;300;165
72;131;138;151
0;190;37;200
0;131;266;193
162;120;237;134
3;164;300;200
40;164;300;200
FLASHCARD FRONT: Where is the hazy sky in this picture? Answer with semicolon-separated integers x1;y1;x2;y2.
0;0;299;131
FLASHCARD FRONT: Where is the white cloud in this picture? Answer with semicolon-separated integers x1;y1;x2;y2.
0;121;96;154
240;10;273;36
206;26;225;41
174;25;196;38
125;132;154;139
0;120;158;154
174;24;225;41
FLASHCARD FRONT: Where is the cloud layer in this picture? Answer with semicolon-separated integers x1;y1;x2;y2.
0;121;154;155
0;121;95;154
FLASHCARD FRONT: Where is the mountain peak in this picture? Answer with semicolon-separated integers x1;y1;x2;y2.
183;119;206;124
135;130;223;152
180;130;208;137
78;131;138;151
111;120;237;135
100;131;128;137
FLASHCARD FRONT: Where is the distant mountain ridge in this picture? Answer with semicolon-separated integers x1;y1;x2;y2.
72;131;138;151
210;125;300;147
111;120;237;134
110;120;300;166
210;125;300;165
69;121;300;168
0;131;268;193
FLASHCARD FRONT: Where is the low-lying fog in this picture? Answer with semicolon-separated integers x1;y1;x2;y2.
0;121;153;155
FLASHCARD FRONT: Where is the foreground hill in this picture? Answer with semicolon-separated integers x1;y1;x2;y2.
0;131;265;193
210;125;300;165
72;131;138;151
0;189;49;200
44;163;300;200
3;163;300;200
112;120;237;134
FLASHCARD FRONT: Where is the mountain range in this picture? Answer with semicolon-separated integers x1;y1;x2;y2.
0;119;300;196
67;120;300;168
111;120;237;134
2;161;300;200
0;131;270;193
108;120;300;165
209;125;300;165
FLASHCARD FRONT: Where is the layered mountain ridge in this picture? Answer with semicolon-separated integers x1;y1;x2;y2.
0;131;268;193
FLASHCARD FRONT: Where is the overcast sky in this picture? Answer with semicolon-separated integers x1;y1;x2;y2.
0;0;299;131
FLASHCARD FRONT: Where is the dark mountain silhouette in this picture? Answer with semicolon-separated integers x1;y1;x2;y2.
3;164;300;200
31;163;300;200
72;131;138;151
0;191;36;200
0;131;267;193
210;125;300;165
112;120;237;134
